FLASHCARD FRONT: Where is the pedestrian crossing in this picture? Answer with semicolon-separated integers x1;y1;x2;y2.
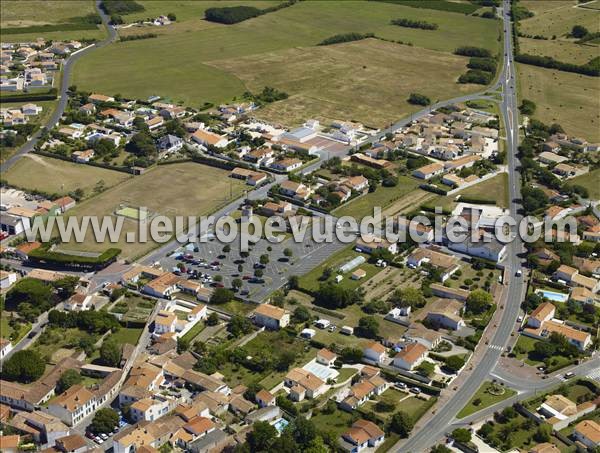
587;368;600;382
488;344;504;351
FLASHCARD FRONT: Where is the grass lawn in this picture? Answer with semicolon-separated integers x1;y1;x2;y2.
0;316;31;343
180;321;205;343
73;1;499;119
334;175;421;218
210;299;256;317
481;413;543;451
110;327;143;346
2;154;131;198
215;39;483;128
310;407;356;437
57;162;245;260
336;367;358;383
457;381;517;418
569;169;600;199
219;330;317;390
513;334;545;366
297;245;382;293
457;173;509;207
517;63;600;142
362;388;409;421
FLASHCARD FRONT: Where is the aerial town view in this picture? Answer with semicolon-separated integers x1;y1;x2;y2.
0;1;598;452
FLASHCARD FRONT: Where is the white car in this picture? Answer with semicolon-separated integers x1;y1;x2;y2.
410;387;421;394
515;269;522;277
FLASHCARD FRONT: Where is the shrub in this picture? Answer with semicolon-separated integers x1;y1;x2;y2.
318;32;375;46
390;18;438;30
408;93;431;106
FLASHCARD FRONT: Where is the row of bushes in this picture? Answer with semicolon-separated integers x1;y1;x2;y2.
515;53;600;77
390;18;438;30
318;32;375;46
120;33;157;42
0;89;58;103
27;247;121;269
458;195;497;205
100;0;144;15
33;150;134;174
420;184;449;195
407;93;431;106
459;69;494;85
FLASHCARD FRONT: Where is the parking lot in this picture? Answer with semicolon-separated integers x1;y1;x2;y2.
158;224;350;302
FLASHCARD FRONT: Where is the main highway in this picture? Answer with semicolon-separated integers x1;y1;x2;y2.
396;2;528;451
0;0;117;174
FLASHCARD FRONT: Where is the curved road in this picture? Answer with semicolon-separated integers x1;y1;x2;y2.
398;2;526;451
0;0;117;174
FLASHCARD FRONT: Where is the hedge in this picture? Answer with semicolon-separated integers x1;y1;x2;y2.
27;247;121;268
515;53;599;77
33;150;134;174
419;184;449;195
458;195;497;205
0;91;57;103
318;33;375;46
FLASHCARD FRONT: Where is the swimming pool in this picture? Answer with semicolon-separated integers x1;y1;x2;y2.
272;418;289;433
535;289;569;303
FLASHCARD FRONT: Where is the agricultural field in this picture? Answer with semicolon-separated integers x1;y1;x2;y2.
73;0;500;122
519;37;599;65
569;169;600;199
520;1;600;39
219;39;479;128
2;154;131;198
57;162;245;260
517;64;600;142
0;0;105;41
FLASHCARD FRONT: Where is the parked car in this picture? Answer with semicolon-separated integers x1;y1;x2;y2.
410;387;421;395
395;382;407;390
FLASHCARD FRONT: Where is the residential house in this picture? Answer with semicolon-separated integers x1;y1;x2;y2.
355;234;398;255
157;135;183;155
363;342;387;364
413;162;444;180
47;385;96;427
173;416;215;450
53;434;89;453
527;302;555;329
407;248;460;281
244;148;275;166
393;342;428;371
191;129;227;148
538;151;568;165
425;299;465;330
153;311;178;335
279;180;310;201
88;94;114;104
130;396;171;423
339;419;385;453
573;420;600;449
523;319;591;351
553;265;599;293
64;293;93;311
0;435;20;453
255;390;275;408
0;338;12;360
284;368;326;401
341;175;369;192
71;149;94;163
253;304;290;330
229;167;267;186
8;410;70;445
316;348;337;367
271;157;303;172
0;270;17;289
142;273;181;299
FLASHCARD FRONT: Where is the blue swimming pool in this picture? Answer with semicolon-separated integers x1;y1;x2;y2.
535;289;569;303
272;418;289;433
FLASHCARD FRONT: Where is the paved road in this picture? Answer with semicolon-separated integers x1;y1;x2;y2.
0;0;117;174
397;3;525;451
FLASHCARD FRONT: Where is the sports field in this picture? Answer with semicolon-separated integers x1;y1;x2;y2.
2;154;131;198
58;162;246;260
213;39;481;128
517;64;600;142
73;0;499;112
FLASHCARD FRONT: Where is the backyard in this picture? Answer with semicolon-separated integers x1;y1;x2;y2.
108;294;155;324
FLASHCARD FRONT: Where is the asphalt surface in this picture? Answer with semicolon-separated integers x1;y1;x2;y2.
397;3;527;451
0;0;117;174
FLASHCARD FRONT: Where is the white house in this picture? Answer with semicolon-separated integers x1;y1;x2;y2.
0;270;17;289
0;338;13;360
363;342;387;364
393;342;428;371
154;311;178;335
316;348;337;367
340;419;385;452
130;396;171;422
253;304;290;330
47;385;97;427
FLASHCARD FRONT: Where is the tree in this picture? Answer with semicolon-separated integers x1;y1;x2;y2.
57;369;83;394
228;314;253;337
314;282;363;309
99;338;122;367
292;416;317;447
167;12;176;21
177;337;190;353
126;131;157;157
206;312;219;326
340;347;363;363
292;306;310;323
444;355;466;373
90;408;119;434
259;254;269;265
288;275;299;290
231;278;243;291
415;361;435;378
223;244;231;253
431;445;452;453
389;287;425;309
3;350;45;383
247;421;277;451
390;411;414;437
571;24;589;38
356;316;379;339
534;423;551;442
466;289;493;315
283;248;293;258
408;93;431;106
210;287;234;304
254;269;264;278
452;428;472;444
6;278;53;312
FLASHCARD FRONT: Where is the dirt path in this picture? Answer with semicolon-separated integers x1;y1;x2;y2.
24;153;57;168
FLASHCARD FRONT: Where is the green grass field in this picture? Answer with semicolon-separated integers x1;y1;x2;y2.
73;0;499;118
457;173;509;207
569;169;600;199
519;37;599;65
58;162;245;260
110;327;143;346
518;63;600;142
457;381;517;418
108;295;155;323
2;154;131;198
0;316;31;344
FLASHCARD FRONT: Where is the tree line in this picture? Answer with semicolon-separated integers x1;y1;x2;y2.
391;18;438;30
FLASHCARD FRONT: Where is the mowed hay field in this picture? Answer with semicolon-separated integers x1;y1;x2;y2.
212;39;481;127
73;1;499;114
519;37;599;65
517;64;600;142
520;1;600;38
2;154;131;198
58;163;246;260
